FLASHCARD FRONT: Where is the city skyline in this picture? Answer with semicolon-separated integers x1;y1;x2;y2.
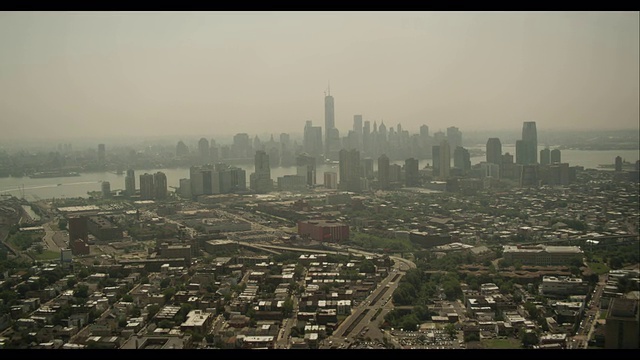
0;11;638;140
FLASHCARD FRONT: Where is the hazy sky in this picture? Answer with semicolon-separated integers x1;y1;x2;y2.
1;11;638;141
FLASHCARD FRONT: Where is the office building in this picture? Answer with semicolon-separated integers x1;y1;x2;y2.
377;154;390;190
277;175;307;191
540;148;551;165
605;298;639;349
338;148;361;192
303;121;323;158
439;139;451;179
522;121;538;164
405;157;420;187
97;143;105;165
486;138;502;165
179;178;191;199
176;140;189;157
454;146;471;172
233;133;251;159
446;126;462;152
502;245;583;266
324;172;338;189
198;138;209;164
68;216;90;256
353;114;363;150
101;181;111;198
361;157;374;180
324;88;335;158
363;120;371;155
550;149;561;164
432;145;440;176
250;150;272;193
615;156;623;172
298;219;349;243
296;153;317;187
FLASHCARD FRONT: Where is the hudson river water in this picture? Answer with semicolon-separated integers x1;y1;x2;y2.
1;147;637;201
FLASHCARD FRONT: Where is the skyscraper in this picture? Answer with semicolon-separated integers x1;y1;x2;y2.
176;140;189;157
432;145;440;176
550;149;561;164
233;133;251;158
404;158;420;187
154;171;168;199
250;150;272;193
438;139;450;179
101;181;111;198
139;173;155;200
339;148;361;192
453;146;471;172
324;87;335;158
522;121;538;164
615;156;623;172
486;138;502;165
377;154;390;190
324;172;338;189
446;126;462;152
303;121;323;158
125;169;135;197
198;138;209;164
540;148;551;165
353;114;363;151
97;143;105;165
515;140;527;165
363;120;371;155
296;153;316;187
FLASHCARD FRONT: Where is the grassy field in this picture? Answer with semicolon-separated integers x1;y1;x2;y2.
31;250;60;261
587;259;610;275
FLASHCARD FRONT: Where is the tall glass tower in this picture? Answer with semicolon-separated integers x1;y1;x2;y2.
522;121;538;164
324;86;335;158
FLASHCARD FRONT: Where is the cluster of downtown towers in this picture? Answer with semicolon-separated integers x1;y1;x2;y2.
123;92;544;198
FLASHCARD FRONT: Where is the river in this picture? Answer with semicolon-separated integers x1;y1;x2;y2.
0;148;637;201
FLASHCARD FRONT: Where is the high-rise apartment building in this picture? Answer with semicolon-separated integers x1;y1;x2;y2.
125;169;135;197
139;173;155;200
550;149;561;164
154;171;168;199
